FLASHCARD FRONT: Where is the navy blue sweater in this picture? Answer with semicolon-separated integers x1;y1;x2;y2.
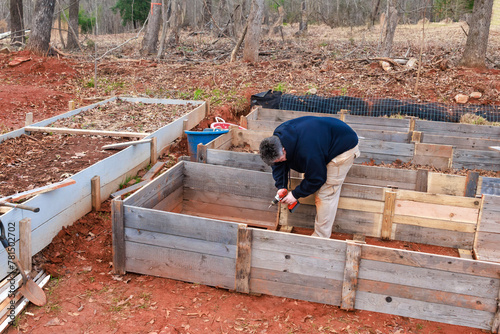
271;116;358;199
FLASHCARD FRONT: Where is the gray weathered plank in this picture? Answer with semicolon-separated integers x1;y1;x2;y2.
422;134;500;150
453;148;500;171
394;223;474;249
125;242;235;289
206;150;270;172
123;161;184;208
354;290;494;330
124;228;236;258
124;206;239;244
415;120;500;138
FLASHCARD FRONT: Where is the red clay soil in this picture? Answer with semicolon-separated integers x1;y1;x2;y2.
0;49;493;334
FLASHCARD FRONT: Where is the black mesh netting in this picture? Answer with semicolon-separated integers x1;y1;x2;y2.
251;90;500;123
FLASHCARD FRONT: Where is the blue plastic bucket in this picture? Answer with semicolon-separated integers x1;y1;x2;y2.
185;128;229;157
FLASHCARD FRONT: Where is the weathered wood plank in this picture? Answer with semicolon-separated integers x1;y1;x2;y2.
112;199;125;275
125;242;235;289
91;175;101;211
152;186;183;212
427;173;467;196
345;114;410;129
354;290;494;330
481;177;500;196
231;129;271;151
394;223;474;248
453;148;500;171
393;215;476;233
394;199;479;223
396;189;481;208
413;143;453;169
250;268;343;306
123;162;184;208
124;228;236;258
415;119;500;138
345;165;417;190
464;171;480;197
183;188;273;212
358;138;414;160
361;243;500;279
206;150;270;172
235;225;252;293
341;241;362;311
351;129;410;142
183;162;276;199
124;206;239;244
422;133;500;150
359;258;498;297
415;169;428;192
357;278;496;312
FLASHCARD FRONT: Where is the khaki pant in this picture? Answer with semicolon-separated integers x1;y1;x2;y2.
312;145;360;238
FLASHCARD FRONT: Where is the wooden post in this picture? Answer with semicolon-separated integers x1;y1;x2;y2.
150;137;157;165
411;131;422;143
112;199;125;275
409;117;416;132
68;100;75;111
240;115;248;129
464;171;479;198
415;169;428;192
235;224;252;294
91;175;101;211
339;109;348;122
197;144;207;163
24;113;33;127
19;218;32;273
492;280;500;334
341;241;363;311
182;119;188;139
381;189;397;240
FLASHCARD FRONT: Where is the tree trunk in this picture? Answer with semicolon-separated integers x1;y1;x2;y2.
242;0;264;62
368;0;381;29
381;1;399;57
9;0;24;45
167;0;180;46
27;0;56;55
268;6;284;37
202;0;212;29
66;0;80;49
459;0;494;68
141;3;162;55
297;0;308;36
157;0;169;59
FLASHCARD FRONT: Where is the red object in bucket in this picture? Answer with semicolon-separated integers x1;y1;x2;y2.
210;117;246;130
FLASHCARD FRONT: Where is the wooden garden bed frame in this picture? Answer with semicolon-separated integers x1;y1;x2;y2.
0;97;207;280
242;107;500;171
112;161;500;332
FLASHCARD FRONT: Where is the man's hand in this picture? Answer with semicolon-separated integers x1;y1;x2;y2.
282;192;297;205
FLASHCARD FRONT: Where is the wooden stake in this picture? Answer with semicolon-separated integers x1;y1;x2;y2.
24;113;33;127
415;169;428;192
464;171;479;198
68;100;75;111
411;131;422;143
197;144;207;163
91;176;101;212
235;224;252;294
409;117;416;132
150;137;157;165
112;199;125;275
19;218;32;273
381;189;397;240
341;241;363;311
339;109;348;122
182;119;188;139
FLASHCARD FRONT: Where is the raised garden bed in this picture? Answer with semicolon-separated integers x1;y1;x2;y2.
112;161;500;332
0;97;207;281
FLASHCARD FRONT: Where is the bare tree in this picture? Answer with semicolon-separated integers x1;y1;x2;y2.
27;0;56;55
66;0;80;49
202;0;212;29
368;0;381;29
10;0;24;45
381;0;399;57
459;0;494;68
141;3;162;55
242;0;264;62
297;0;308;36
167;0;181;46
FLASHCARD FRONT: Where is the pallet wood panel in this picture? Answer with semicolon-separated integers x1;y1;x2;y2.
422;134;500;150
114;194;500;331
